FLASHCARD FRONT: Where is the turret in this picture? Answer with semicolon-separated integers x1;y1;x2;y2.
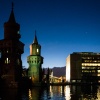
4;3;21;40
30;31;41;56
27;31;43;85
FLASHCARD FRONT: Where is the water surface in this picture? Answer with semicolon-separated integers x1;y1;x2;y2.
0;85;100;100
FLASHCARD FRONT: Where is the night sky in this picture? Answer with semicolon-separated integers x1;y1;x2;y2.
0;0;100;68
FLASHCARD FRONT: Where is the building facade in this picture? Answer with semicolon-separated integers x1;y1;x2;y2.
0;4;24;87
66;52;100;83
27;32;43;84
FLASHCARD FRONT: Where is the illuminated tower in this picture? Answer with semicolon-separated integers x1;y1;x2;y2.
27;31;43;84
0;3;24;87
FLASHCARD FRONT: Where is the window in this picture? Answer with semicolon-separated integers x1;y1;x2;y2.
7;58;9;64
5;58;10;64
0;52;1;58
37;61;39;63
17;30;20;34
37;48;39;53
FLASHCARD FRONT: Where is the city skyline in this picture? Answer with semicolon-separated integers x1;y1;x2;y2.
0;0;100;68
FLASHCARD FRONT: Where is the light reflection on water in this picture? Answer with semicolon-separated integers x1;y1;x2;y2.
0;85;100;100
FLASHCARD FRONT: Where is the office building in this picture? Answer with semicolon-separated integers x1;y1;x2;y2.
66;52;100;83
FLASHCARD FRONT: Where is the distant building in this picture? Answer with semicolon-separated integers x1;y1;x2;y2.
52;67;66;77
66;52;100;83
0;3;24;87
44;67;66;83
27;31;43;85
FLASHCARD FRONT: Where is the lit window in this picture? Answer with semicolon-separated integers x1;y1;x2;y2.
7;50;8;53
7;58;9;64
17;30;19;34
5;58;10;64
82;63;100;66
37;48;39;52
98;70;100;72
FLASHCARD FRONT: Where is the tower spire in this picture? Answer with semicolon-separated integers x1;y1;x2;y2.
4;2;20;39
8;2;16;23
33;30;38;44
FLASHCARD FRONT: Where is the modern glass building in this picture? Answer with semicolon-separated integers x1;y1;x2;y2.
66;52;100;83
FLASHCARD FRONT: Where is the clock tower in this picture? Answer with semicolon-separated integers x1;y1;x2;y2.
27;31;43;85
0;3;24;87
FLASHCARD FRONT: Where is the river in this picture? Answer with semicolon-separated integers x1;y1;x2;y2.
0;85;100;100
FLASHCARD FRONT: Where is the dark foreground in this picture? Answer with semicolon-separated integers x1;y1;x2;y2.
0;84;100;100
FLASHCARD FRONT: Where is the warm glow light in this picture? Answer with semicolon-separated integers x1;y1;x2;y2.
29;89;32;99
65;86;71;100
37;48;39;52
29;77;31;79
98;70;100;72
7;58;8;64
82;63;100;66
66;55;70;82
30;45;32;55
97;87;100;99
49;86;53;97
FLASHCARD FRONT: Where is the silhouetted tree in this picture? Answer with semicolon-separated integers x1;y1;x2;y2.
47;67;50;84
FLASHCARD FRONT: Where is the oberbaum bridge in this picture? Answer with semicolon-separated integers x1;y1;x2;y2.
0;3;100;88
